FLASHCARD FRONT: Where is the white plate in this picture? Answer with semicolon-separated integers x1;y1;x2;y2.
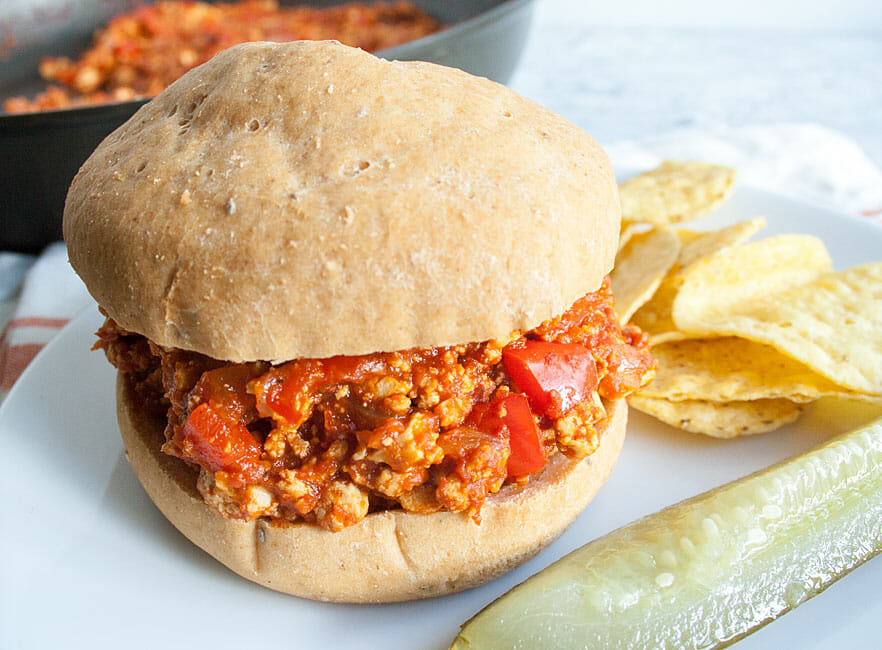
1;183;881;650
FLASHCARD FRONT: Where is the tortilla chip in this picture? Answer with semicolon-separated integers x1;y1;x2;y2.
629;276;686;344
673;263;882;395
800;395;882;438
610;228;681;322
674;229;703;247
618;161;736;226
676;216;766;269
618;222;642;252
629;218;768;342
629;395;805;438
640;337;878;403
672;234;832;329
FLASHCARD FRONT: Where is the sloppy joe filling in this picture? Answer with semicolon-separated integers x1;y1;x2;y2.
4;0;441;114
97;279;654;531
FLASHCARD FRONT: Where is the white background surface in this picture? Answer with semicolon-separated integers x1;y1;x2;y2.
554;0;882;31
510;0;882;168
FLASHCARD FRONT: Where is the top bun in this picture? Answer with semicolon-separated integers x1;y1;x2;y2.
65;41;619;362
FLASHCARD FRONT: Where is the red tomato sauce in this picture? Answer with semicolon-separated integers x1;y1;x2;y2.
97;279;655;530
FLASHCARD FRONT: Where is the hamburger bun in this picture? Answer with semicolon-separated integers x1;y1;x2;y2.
117;373;627;602
64;40;619;362
66;40;636;603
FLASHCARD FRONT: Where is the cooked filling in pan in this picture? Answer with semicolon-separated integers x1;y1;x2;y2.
4;0;441;113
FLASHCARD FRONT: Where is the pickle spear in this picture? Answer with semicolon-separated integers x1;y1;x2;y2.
452;417;882;649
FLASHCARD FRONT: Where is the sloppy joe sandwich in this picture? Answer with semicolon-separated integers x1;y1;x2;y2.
64;40;655;602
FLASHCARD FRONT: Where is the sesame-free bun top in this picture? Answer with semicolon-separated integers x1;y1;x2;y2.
65;40;620;362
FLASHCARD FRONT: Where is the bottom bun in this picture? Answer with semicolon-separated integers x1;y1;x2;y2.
116;372;627;603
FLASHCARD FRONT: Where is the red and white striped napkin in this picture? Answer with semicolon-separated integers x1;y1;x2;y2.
2;123;881;403
0;243;92;401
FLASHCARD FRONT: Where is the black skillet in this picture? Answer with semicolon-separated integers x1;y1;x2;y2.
0;0;535;252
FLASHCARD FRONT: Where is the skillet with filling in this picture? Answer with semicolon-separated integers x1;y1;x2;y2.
4;0;441;113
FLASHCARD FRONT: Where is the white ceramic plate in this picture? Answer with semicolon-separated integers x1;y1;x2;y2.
1;183;881;650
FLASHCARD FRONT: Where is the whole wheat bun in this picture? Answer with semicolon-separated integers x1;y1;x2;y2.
65;40;620;362
117;373;627;602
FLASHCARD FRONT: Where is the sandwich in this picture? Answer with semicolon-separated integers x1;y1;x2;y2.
64;40;654;602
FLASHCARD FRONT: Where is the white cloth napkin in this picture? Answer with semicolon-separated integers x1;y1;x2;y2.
605;123;882;217
2;123;880;402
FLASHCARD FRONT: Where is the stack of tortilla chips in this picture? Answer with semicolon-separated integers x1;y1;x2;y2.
611;161;882;437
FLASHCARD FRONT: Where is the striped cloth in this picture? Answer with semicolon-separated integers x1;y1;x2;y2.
2;124;881;404
0;243;92;401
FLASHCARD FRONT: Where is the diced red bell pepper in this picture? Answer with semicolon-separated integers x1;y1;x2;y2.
502;341;598;418
252;355;387;425
472;394;545;478
252;361;324;424
181;402;263;482
192;365;257;422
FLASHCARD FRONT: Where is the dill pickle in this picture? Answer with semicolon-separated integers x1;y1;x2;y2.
452;418;882;649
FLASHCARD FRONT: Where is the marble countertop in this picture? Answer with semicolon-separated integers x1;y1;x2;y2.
509;1;882;167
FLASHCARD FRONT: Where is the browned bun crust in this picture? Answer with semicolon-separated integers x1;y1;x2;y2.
117;373;627;603
66;40;620;362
